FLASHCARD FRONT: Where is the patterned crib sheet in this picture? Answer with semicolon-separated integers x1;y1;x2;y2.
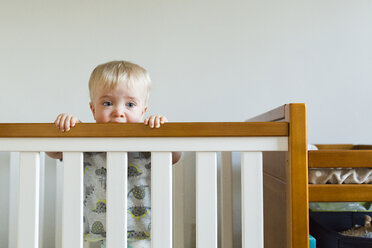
307;144;372;184
309;168;372;184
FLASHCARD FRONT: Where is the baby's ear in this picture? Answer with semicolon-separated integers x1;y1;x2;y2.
89;102;95;115
142;106;148;117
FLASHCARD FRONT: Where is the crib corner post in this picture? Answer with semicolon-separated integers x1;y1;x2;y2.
285;103;309;248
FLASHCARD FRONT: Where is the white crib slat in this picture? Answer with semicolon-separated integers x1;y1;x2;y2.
55;159;63;248
9;152;19;248
106;152;128;248
17;152;40;248
241;152;263;248
221;151;233;248
151;152;172;248
196;152;217;248
62;152;83;248
173;159;184;248
39;152;45;248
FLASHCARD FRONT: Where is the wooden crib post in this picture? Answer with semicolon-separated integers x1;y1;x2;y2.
285;103;308;248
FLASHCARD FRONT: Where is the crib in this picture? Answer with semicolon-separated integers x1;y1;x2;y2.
309;144;372;202
1;103;309;248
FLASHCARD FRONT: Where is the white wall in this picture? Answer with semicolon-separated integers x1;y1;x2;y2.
1;0;372;247
0;0;371;143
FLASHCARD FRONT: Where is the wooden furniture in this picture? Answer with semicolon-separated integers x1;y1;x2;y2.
1;104;298;248
252;106;372;248
247;103;309;248
309;145;372;202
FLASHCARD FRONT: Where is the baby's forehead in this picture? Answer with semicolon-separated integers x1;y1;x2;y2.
94;83;147;100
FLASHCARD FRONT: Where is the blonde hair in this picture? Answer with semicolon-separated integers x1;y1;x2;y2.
88;60;151;103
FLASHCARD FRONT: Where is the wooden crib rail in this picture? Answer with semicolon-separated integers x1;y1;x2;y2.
356;145;372;150
0;122;288;137
309;150;372;168
309;185;372;202
314;144;372;150
313;144;355;150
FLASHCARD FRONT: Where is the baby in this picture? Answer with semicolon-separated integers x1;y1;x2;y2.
47;60;181;248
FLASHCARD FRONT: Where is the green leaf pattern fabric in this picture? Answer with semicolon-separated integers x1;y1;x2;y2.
83;152;151;247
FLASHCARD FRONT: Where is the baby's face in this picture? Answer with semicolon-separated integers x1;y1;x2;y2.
90;83;147;123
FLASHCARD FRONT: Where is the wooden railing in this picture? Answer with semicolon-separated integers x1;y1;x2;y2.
1;104;308;248
0;122;288;137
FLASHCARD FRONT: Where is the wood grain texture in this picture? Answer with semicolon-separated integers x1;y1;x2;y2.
285;103;309;248
309;150;372;168
314;144;355;150
309;184;372;202
0;122;288;137
355;145;372;150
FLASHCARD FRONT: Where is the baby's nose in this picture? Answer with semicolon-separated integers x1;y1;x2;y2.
113;106;125;117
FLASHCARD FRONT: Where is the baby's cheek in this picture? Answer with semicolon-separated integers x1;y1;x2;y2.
96;113;110;123
129;115;143;123
130;117;141;123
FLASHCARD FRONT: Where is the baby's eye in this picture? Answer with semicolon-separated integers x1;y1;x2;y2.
103;101;113;106
127;102;136;108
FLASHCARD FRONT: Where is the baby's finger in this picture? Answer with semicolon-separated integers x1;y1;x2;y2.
55;114;62;128
70;116;78;127
160;116;168;124
148;115;156;128
59;114;68;132
154;116;161;128
65;115;72;131
144;117;149;125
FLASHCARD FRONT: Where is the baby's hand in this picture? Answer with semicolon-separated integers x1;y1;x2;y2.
144;115;168;128
55;113;80;132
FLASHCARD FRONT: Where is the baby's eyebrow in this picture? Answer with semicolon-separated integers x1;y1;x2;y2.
99;95;111;99
127;97;138;101
98;95;140;102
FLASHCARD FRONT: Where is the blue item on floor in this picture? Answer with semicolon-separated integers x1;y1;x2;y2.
309;234;316;248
